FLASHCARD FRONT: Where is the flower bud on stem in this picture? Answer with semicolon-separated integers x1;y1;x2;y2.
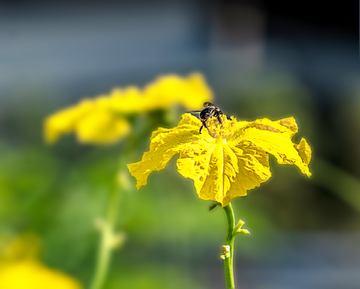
222;203;249;289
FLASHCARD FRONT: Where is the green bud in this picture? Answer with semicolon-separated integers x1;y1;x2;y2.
233;219;250;235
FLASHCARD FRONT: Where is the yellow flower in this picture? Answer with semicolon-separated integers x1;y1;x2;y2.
128;113;311;206
0;260;82;289
44;99;94;144
75;108;131;144
44;98;131;145
0;233;40;263
0;234;83;289
44;73;212;145
143;73;213;110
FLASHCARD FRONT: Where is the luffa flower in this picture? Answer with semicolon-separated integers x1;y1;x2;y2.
0;234;82;289
44;73;212;145
0;261;83;289
128;113;311;206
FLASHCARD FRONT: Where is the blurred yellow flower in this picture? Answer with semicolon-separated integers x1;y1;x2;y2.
75;109;131;144
143;73;213;110
0;260;82;289
44;73;212;145
0;234;83;289
44;99;93;144
0;233;40;263
128;113;311;206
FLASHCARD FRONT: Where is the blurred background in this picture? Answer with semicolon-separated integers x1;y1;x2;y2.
0;0;359;288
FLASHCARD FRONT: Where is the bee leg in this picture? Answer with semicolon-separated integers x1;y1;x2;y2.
204;123;214;136
200;120;210;134
217;114;223;125
199;125;203;134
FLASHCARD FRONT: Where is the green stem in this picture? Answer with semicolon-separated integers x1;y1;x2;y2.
90;180;121;289
223;203;236;289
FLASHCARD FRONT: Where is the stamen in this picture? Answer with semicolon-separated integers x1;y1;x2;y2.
205;115;236;140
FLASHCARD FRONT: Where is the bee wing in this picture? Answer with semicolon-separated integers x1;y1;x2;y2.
203;102;215;107
187;110;202;113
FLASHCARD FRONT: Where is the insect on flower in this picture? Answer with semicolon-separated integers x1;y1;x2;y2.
127;112;312;207
189;102;223;134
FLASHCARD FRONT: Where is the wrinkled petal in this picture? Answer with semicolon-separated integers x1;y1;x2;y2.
277;117;298;137
177;140;239;204
198;144;239;204
294;138;312;165
230;117;311;177
127;114;202;189
223;142;271;206
176;138;214;197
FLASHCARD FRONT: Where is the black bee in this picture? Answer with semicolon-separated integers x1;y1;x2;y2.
189;102;223;134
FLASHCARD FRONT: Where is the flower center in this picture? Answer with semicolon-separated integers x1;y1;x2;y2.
207;115;236;140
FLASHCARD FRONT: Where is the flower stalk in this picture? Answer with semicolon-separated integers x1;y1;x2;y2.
221;203;249;288
223;203;236;289
90;182;121;289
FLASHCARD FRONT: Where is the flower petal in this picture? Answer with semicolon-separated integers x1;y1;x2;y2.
75;111;131;144
230;117;311;177
144;73;213;110
44;100;93;144
294;138;312;165
199;144;240;204
127;114;202;189
0;260;83;289
176;138;214;194
223;142;271;206
177;141;238;205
